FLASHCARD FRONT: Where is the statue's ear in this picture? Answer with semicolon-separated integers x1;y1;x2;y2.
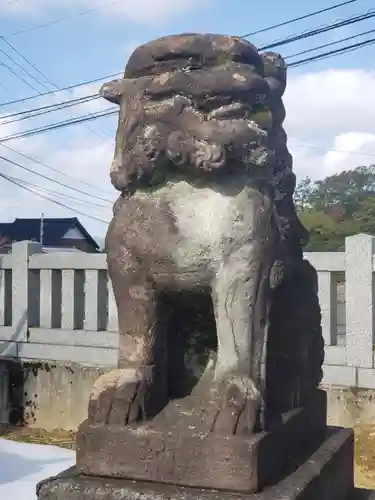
99;79;127;104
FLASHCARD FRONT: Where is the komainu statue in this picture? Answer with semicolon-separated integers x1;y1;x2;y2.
76;34;326;494
91;34;284;432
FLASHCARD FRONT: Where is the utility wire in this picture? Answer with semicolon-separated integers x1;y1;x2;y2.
0;81;18;98
1;94;99;125
4;173;109;209
0;58;42;95
6;0;359;38
1;93;99;120
2;26;375;143
259;9;375;51
284;27;375;59
0;72;121;108
0;108;117;143
288;36;375;67
0;153;113;202
5;27;375;144
241;0;359;37
297;143;375;157
0;38;114;142
0;45;51;93
0;169;109;225
0;9;374;155
1;8;371;110
1;142;114;197
2;31;369;127
7;0;126;37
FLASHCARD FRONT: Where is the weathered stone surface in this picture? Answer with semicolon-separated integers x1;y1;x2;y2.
124;33;264;79
46;32;328;495
86;32;324;442
38;427;354;500
265;259;325;423
77;389;326;492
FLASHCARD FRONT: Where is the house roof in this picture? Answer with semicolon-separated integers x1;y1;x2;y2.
0;217;99;249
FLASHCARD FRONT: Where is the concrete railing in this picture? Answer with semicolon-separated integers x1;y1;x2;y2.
0;234;375;388
0;241;118;366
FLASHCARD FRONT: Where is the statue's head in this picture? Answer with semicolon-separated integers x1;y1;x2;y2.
100;34;286;192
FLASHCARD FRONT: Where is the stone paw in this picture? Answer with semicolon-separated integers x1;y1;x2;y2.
88;368;150;426
211;374;260;435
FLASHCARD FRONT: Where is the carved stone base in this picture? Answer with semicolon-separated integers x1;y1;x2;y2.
76;390;326;493
37;427;354;500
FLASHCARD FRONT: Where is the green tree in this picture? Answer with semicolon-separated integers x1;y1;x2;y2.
352;197;375;234
295;165;375;213
295;165;375;251
294;176;315;211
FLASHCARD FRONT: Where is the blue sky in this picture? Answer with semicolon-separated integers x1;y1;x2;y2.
0;0;374;239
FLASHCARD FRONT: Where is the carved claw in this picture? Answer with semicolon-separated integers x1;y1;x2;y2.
212;375;260;435
88;368;150;426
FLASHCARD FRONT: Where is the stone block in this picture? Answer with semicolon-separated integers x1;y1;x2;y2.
76;390;327;493
321;365;357;386
324;346;346;366
357;368;375;389
37;427;354;500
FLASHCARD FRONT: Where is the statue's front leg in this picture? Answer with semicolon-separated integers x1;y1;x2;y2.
211;210;276;435
88;243;167;426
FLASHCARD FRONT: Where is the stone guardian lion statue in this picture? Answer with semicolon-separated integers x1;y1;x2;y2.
88;34;297;435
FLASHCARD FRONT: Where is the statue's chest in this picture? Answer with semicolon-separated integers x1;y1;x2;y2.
155;181;263;267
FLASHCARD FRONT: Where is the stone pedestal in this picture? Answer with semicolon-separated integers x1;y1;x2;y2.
76;389;326;493
37;427;354;500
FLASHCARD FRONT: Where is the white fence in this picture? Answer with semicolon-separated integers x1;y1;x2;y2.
1;234;375;388
0;241;118;366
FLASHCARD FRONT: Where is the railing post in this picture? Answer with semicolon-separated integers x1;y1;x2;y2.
11;241;42;343
318;271;338;346
345;233;374;368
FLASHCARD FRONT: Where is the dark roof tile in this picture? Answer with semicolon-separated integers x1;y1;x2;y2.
0;217;99;249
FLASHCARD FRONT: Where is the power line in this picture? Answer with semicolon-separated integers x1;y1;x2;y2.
0;81;18;98
0;153;113;202
0;38;114;142
0;94;99;125
6;0;125;37
4;28;374;143
1;30;374;145
1;8;370;111
0;169;109;225
259;9;375;51
296;142;375;157
4;173;109;209
0;108;117;143
0;58;42;95
0;71;121;108
288;36;375;67
1;93;99;120
0;142;114;196
1;14;374;144
284;27;375;59
241;0;359;37
0;45;51;93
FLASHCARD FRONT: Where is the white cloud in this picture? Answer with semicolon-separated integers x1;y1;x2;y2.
3;0;207;24
284;68;375;181
0;114;116;238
